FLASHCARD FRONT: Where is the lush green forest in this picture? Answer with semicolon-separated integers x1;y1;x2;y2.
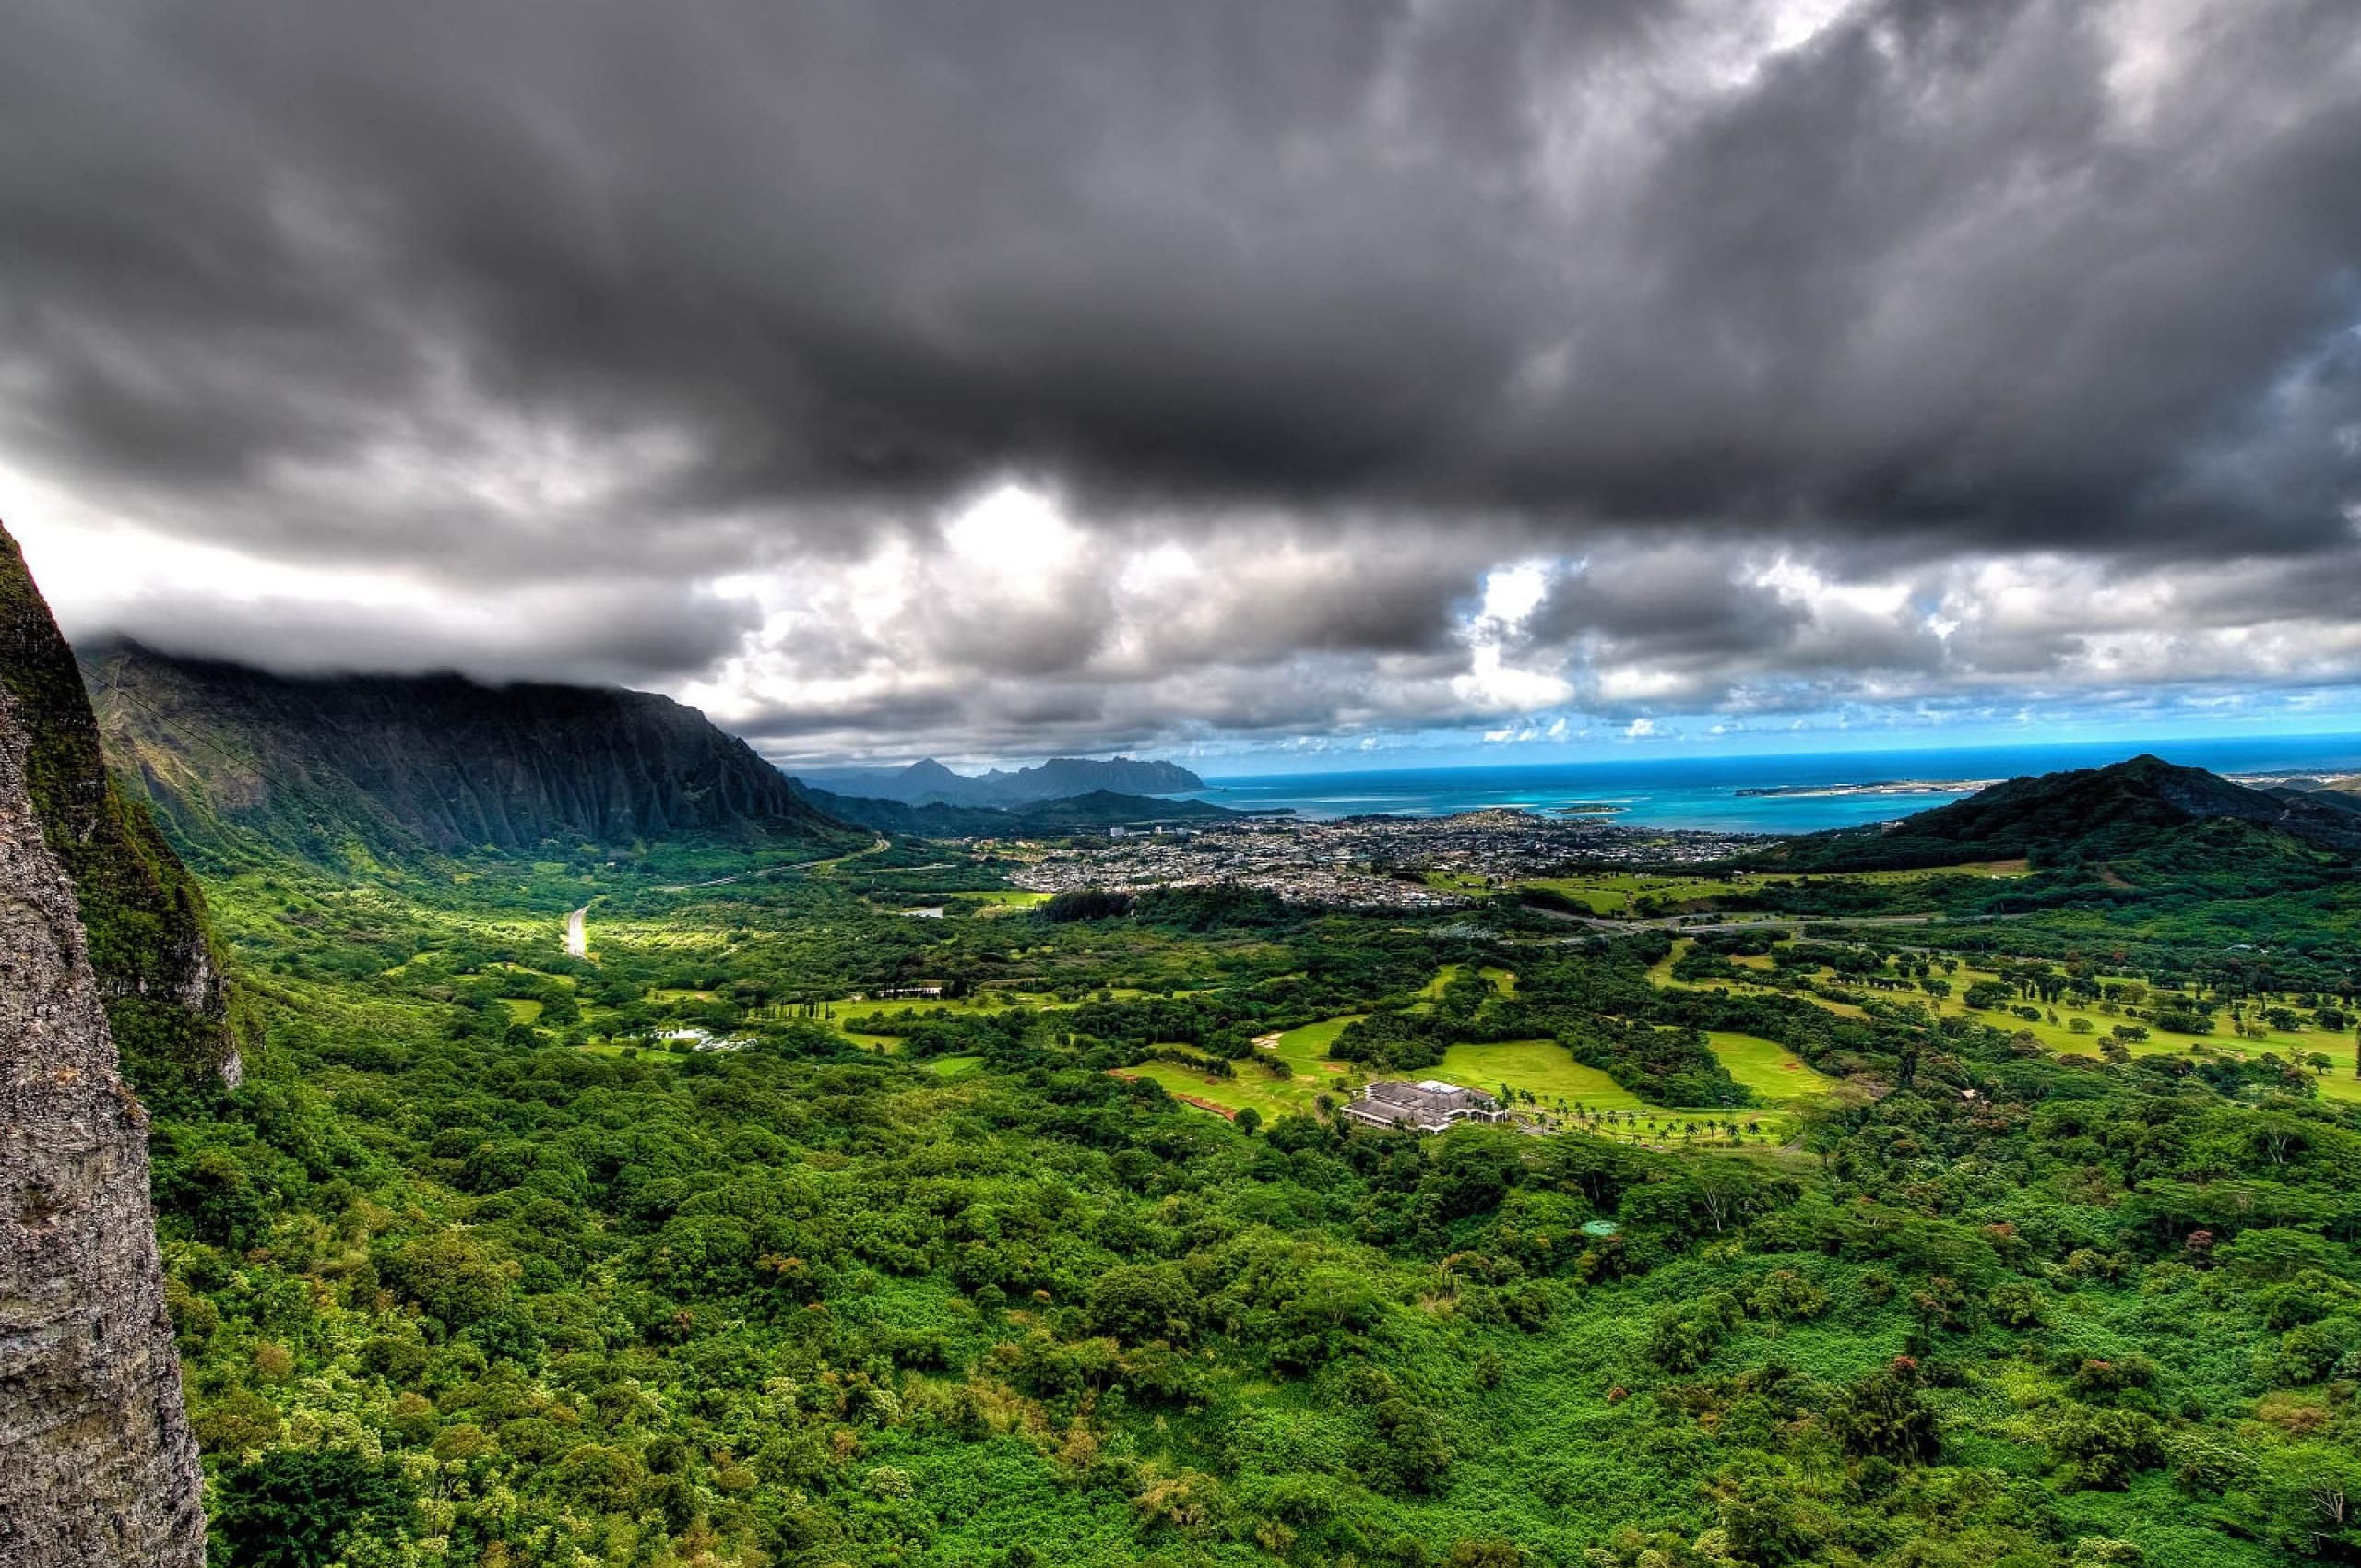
136;800;2361;1568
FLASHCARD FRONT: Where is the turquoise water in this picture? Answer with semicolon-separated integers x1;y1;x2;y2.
1188;735;2361;833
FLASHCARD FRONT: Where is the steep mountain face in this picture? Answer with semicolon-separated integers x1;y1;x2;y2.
82;641;851;867
789;781;1240;836
1759;754;2361;872
798;754;1205;808
0;534;242;1100
0;529;207;1566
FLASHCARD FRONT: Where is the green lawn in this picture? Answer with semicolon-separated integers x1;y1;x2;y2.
1434;1039;1799;1146
1129;1028;1808;1147
500;997;543;1024
1489;861;2034;917
1706;1030;1841;1101
1649;940;2359;1100
1123;1058;1332;1122
966;889;1053;917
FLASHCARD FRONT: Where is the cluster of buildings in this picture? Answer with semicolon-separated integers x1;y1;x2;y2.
649;1026;753;1053
1339;1079;1509;1134
1006;810;1762;909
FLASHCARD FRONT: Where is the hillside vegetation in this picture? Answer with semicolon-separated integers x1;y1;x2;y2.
1755;755;2361;873
65;649;2361;1567
81;640;854;872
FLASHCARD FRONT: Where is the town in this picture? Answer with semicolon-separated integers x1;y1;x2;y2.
1005;807;1769;908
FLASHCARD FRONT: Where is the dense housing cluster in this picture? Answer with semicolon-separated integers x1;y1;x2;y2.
1012;812;1766;908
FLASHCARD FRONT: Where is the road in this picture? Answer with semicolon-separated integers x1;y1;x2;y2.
565;904;589;959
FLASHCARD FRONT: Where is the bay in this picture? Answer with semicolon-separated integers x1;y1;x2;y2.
1184;733;2361;833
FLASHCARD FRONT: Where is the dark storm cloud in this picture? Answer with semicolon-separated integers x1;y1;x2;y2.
7;0;2355;544
3;0;2359;747
96;577;761;687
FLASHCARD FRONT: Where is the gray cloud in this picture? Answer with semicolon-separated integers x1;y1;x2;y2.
3;0;2359;754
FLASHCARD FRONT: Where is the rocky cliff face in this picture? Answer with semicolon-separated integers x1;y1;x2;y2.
82;640;849;867
0;533;242;1102
0;535;207;1563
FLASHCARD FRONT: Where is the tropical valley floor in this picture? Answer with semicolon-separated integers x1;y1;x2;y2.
146;788;2361;1568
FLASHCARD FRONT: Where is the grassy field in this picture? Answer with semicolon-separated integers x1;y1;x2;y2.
1705;1029;1841;1101
953;889;1054;919
1464;861;2034;917
1647;938;2361;1101
1126;1022;1813;1146
500;997;543;1024
1412;963;1517;1005
1435;1039;1800;1145
1121;1058;1334;1122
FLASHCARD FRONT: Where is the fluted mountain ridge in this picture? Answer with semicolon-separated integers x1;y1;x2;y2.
80;641;852;869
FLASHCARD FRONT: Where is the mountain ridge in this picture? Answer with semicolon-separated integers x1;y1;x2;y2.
795;754;1205;808
789;780;1244;836
79;639;855;870
1755;753;2361;873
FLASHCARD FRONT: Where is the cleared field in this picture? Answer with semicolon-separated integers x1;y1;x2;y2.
1650;940;2357;1098
1707;1030;1840;1100
1507;861;2033;917
1122;1060;1326;1122
830;989;1061;1024
967;889;1053;918
1432;1039;1640;1106
1130;1030;1805;1147
1264;1014;1365;1067
928;1054;985;1079
1433;1040;1798;1146
500;998;544;1024
1412;963;1517;1006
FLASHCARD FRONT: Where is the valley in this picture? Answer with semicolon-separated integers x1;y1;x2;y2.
27;614;2361;1568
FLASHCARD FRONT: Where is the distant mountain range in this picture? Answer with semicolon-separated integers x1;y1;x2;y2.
1757;754;2361;873
79;640;852;868
789;780;1238;836
793;754;1205;808
74;642;1238;868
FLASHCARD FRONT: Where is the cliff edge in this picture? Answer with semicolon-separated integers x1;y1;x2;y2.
0;525;206;1562
0;531;243;1101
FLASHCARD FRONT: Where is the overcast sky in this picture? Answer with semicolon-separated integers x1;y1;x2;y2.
6;0;2360;767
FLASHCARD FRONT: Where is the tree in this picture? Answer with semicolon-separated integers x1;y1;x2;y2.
1088;1263;1196;1345
1828;1363;1940;1466
213;1449;412;1568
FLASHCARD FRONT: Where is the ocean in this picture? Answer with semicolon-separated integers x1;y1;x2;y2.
1186;733;2361;835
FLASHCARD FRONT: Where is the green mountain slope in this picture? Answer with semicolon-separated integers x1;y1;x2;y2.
0;530;244;1099
1756;754;2361;876
80;640;856;871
